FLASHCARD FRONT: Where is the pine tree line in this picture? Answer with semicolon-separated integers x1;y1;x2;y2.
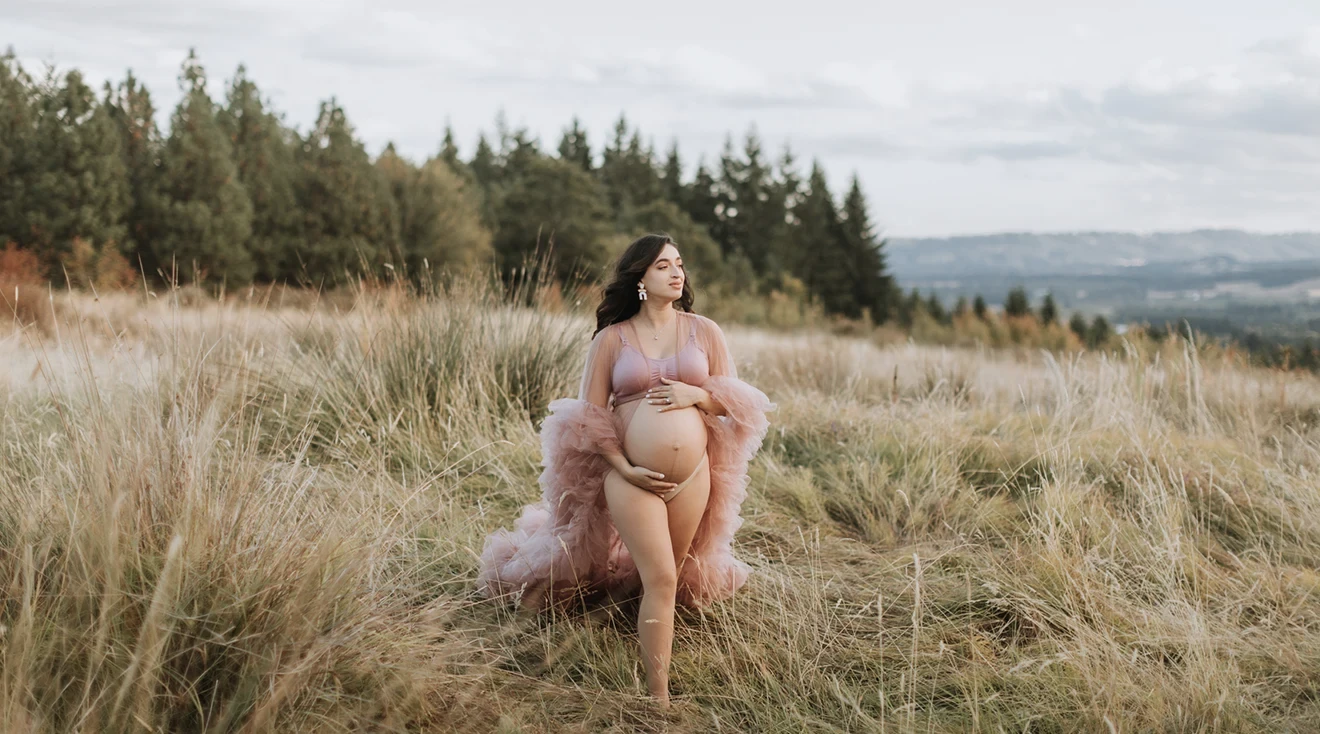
899;285;1118;350
0;48;899;323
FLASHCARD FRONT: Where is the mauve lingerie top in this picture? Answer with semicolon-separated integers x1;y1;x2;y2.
611;318;710;406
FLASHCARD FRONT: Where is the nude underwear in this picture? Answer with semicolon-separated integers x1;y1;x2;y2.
661;451;708;504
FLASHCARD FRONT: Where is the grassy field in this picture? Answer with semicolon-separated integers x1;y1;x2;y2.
2;276;1319;733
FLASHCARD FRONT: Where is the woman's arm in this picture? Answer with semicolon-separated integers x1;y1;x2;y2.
696;316;739;416
579;324;633;472
692;314;775;440
695;387;728;416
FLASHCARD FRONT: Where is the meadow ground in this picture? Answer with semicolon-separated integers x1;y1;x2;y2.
2;280;1319;732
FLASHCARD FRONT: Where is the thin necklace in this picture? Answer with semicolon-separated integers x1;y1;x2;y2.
634;312;681;375
636;311;676;341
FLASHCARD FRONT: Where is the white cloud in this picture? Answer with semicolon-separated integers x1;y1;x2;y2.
927;71;985;94
300;10;499;70
817;61;909;108
664;45;772;96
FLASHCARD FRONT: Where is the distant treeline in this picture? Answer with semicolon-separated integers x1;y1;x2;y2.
891;284;1320;374
1109;301;1320;374
0;47;898;322
1142;318;1320;373
895;285;1118;350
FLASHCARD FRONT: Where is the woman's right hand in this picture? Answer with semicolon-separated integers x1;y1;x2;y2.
622;464;679;496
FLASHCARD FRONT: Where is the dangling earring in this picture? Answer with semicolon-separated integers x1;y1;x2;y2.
637;282;647;301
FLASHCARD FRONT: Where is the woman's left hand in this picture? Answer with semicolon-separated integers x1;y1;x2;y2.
647;378;708;412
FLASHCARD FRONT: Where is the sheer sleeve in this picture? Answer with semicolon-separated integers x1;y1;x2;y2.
699;314;739;380
672;313;776;608
578;323;618;408
539;323;623;459
693;313;774;448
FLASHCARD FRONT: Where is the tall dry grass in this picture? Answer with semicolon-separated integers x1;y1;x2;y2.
2;268;1320;732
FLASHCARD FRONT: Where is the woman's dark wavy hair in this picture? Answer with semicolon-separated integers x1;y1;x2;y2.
592;233;695;338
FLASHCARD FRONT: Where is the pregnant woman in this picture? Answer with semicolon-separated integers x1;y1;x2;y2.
478;233;776;705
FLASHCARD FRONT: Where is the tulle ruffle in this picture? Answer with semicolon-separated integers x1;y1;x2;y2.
477;378;776;611
675;375;775;607
477;398;617;607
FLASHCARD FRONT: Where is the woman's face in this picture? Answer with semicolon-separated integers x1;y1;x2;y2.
641;243;684;301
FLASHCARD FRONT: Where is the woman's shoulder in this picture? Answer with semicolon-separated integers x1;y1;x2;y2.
595;321;639;353
683;311;717;328
684;311;723;336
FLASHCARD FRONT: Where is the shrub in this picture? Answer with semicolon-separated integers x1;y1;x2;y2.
1004;286;1030;318
0;242;43;284
0;243;53;332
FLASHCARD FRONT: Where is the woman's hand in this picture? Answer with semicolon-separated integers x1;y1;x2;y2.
623;464;679;495
647;377;709;413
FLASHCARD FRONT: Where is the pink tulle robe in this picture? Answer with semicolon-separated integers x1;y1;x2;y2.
477;310;776;611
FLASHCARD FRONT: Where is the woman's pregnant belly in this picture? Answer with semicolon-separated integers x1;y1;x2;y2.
615;397;708;485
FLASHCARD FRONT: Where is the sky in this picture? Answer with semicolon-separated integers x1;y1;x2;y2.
6;0;1320;238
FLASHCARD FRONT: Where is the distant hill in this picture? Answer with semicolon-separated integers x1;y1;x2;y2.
885;229;1320;279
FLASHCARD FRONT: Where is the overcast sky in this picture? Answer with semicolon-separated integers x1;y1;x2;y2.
7;0;1320;237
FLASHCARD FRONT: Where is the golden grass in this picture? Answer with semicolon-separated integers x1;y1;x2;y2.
2;275;1320;732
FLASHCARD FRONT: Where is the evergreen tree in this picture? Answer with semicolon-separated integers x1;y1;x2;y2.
377;148;493;281
435;121;478;190
1039;292;1059;325
470;133;498;190
374;142;414;266
465;132;500;230
839;174;896;324
502;125;542;182
954;295;970;317
716;126;785;279
1069;311;1089;341
470;110;543;199
24;68;129;275
107;69;163;277
0;50;38;258
776;145;804;217
660;140;684;208
598;114;662;223
1087;315;1112;349
926;291;948;324
1004;286;1031;318
685;158;720;240
557;116;592;172
295;97;398;282
793;161;851;315
897;287;924;329
155;50;254;284
439;123;462;170
493;155;611;285
217;64;301;281
973;294;988;320
765;144;803;281
708;135;738;260
1300;338;1318;372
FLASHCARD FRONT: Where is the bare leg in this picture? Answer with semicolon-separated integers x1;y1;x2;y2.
604;467;678;702
665;456;711;578
603;458;713;706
